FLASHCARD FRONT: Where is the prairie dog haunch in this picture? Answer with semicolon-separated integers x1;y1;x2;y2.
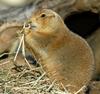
23;9;95;93
0;22;22;54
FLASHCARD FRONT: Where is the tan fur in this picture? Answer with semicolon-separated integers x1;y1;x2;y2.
24;9;95;93
0;22;22;54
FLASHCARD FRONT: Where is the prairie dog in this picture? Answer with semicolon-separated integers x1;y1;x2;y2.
23;9;95;93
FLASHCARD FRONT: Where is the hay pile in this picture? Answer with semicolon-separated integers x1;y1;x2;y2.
0;54;67;94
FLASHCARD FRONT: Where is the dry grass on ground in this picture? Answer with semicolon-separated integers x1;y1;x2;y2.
0;55;68;94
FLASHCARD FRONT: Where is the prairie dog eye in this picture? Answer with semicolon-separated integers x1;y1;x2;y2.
40;13;46;18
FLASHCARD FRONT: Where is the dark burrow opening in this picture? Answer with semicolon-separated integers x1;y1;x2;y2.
64;11;100;38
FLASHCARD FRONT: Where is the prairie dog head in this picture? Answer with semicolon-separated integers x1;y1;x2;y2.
25;9;66;35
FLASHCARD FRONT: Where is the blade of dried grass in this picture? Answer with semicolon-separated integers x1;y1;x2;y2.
34;72;46;85
22;33;32;70
13;34;24;62
46;79;56;92
61;83;70;94
74;85;86;94
0;52;9;58
0;60;10;66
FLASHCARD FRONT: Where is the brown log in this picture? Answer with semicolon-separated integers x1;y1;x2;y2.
0;0;100;22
